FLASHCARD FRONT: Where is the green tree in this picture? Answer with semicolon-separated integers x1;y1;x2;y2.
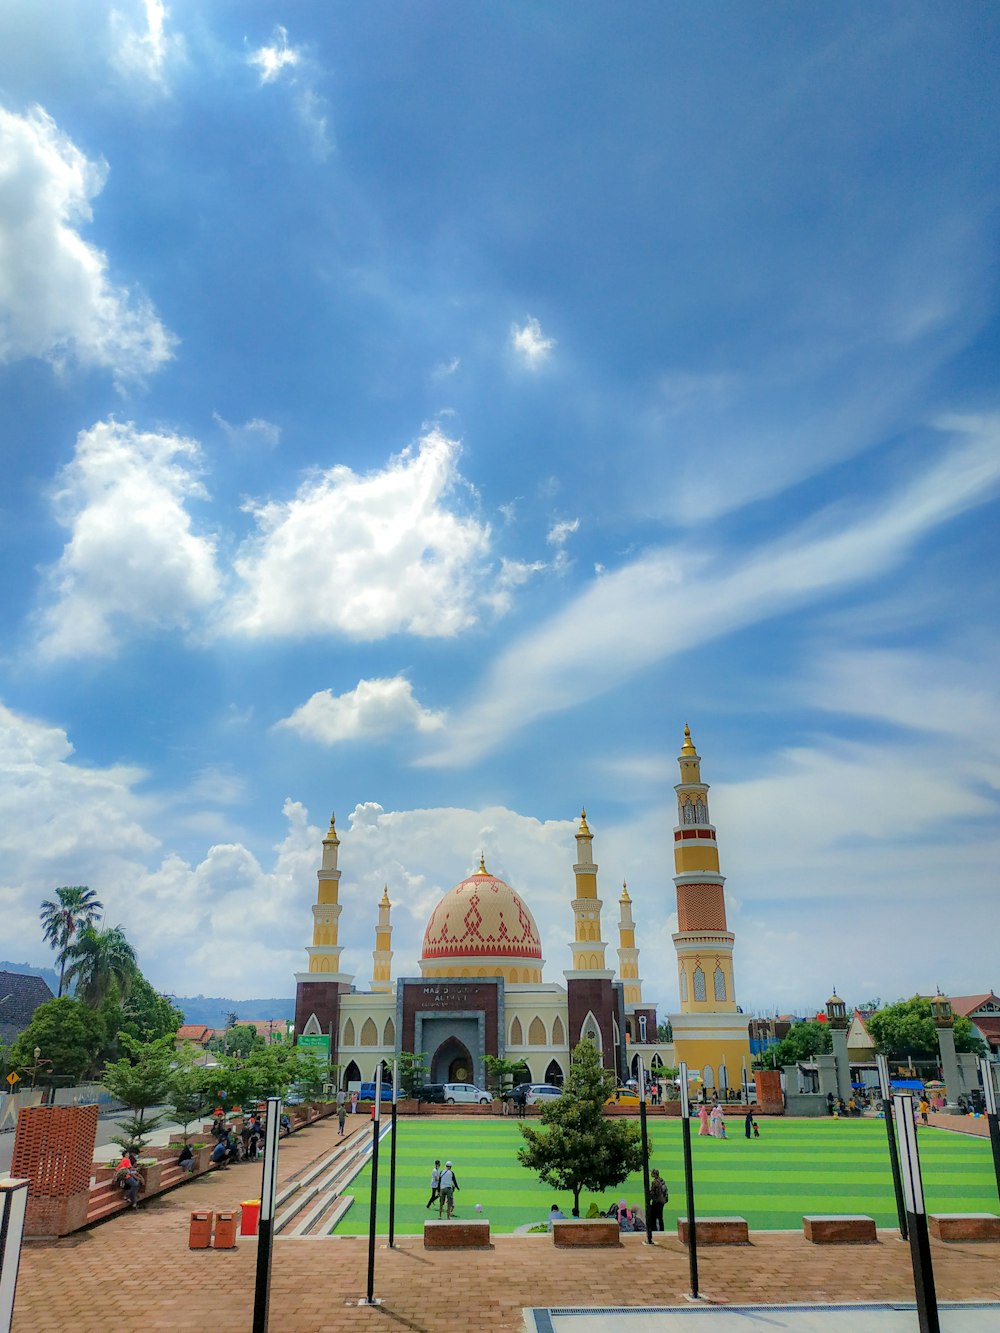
207;1023;263;1058
397;1050;429;1098
101;1033;174;1153
483;1055;520;1101
656;1021;673;1043
164;1046;214;1145
64;924;137;1008
10;996;106;1082
39;886;103;997
769;1020;832;1068
517;1041;646;1217
867;997;987;1061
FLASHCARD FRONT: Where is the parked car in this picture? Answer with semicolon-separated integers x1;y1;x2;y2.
442;1082;493;1104
525;1083;562;1104
357;1081;394;1101
418;1084;447;1103
605;1086;640;1105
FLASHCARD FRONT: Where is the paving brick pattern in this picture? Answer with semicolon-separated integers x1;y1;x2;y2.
13;1115;1000;1333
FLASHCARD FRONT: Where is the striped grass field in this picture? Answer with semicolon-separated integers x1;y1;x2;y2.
330;1116;999;1235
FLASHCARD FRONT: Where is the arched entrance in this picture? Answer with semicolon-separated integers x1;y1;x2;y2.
431;1036;473;1084
544;1059;563;1086
342;1059;361;1090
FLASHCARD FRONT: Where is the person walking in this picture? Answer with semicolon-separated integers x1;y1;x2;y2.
918;1096;930;1126
698;1103;710;1136
648;1168;668;1231
438;1160;460;1218
710;1102;726;1139
426;1159;442;1210
744;1110;756;1139
338;1100;348;1136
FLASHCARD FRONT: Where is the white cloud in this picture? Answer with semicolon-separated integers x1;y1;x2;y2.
36;419;221;660
485;556;545;616
213;411;282;450
423;417;1000;766
0;104;174;378
110;0;181;91
547;517;579;572
276;677;445;745
227;427;493;641
511;316;555;366
432;357;460;381
248;25;301;84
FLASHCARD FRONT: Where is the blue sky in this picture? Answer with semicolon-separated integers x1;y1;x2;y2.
0;2;997;1015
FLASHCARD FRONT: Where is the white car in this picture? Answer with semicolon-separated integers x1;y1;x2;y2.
526;1083;562;1104
443;1082;493;1104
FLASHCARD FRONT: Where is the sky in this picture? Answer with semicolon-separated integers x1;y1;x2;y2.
0;2;998;1019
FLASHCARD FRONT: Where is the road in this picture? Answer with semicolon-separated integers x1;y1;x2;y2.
0;1106;184;1174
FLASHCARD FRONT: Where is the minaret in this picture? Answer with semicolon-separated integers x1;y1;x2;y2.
293;812;355;1048
617;883;642;1009
371;885;393;992
565;809;623;1077
669;727;749;1092
570;810;608;972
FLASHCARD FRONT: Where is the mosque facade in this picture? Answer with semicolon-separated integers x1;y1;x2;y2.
293;727;751;1095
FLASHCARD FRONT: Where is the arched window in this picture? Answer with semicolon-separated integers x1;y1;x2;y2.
703;1064;714;1092
342;1059;361;1089
693;966;707;1002
650;1053;664;1070
383;1017;396;1047
552;1015;566;1045
342;1017;356;1046
544;1059;563;1086
581;1010;603;1052
510;1016;523;1045
360;1018;378;1046
528;1017;546;1045
682;799;697;825
679;969;688;1002
713;966;727;1001
625;1019;633;1039
694;798;708;822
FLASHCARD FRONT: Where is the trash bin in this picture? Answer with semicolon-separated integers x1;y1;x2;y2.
189;1210;212;1249
240;1199;261;1235
213;1210;238;1248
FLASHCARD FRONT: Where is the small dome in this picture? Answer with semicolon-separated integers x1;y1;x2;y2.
421;867;542;978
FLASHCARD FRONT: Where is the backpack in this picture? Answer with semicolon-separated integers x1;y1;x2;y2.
651;1176;667;1205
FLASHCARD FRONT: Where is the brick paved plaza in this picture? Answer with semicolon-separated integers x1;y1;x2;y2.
13;1116;1000;1332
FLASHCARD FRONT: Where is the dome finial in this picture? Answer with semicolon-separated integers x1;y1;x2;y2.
620;879;631;903
680;724;697;756
478;850;487;874
578;807;591;835
380;884;391;906
325;810;339;841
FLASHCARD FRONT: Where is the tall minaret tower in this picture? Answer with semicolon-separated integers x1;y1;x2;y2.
669;727;750;1093
371;885;393;992
293;812;355;1048
565;809;625;1077
617;883;642;1009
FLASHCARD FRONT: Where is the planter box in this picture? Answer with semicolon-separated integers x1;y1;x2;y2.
423;1220;491;1249
803;1215;877;1244
929;1213;1000;1242
138;1161;162;1193
552;1219;621;1247
677;1216;750;1245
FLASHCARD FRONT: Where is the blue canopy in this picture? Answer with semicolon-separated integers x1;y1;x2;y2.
890;1079;923;1090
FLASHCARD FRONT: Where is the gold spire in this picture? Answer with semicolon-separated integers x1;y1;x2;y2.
680;724;697;756
325;811;339;842
578;807;591;835
380;884;390;907
620;879;631;903
478;851;487;874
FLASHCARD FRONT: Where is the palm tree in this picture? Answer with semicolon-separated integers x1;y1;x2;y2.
63;925;137;1008
39;886;104;997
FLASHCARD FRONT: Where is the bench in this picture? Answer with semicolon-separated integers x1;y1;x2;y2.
677;1216;750;1246
929;1213;1000;1242
423;1220;492;1249
552;1219;621;1247
803;1215;877;1244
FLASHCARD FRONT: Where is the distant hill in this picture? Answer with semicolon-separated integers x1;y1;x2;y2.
0;960;60;993
0;963;293;1027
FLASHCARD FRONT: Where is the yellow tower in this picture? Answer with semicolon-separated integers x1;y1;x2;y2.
371;885;394;992
569;810;609;972
669;727;750;1095
294;811;355;1042
617;883;643;1009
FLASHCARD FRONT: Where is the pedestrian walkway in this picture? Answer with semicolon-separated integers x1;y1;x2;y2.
527;1304;1000;1332
10;1115;1000;1333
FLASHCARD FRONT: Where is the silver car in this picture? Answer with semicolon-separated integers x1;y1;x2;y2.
443;1082;493;1104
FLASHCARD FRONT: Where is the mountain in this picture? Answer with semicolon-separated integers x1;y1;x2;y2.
0;963;292;1027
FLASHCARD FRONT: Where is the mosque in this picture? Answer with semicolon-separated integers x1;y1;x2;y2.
293;726;751;1096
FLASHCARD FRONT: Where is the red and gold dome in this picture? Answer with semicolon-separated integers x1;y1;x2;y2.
420;858;543;984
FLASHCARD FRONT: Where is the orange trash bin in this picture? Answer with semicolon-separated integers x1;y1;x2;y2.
240;1199;261;1235
213;1210;238;1248
189;1210;212;1249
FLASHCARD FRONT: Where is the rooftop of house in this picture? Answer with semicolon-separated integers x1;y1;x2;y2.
0;970;54;1044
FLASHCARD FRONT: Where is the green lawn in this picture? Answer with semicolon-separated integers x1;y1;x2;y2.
331;1117;999;1235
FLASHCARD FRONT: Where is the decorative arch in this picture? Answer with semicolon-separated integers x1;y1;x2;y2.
342;1017;356;1046
342;1059;361;1089
679;969;688;1002
360;1017;378;1046
383;1017;396;1047
650;1052;664;1070
527;1016;546;1045
510;1016;523;1045
580;1010;603;1052
693;966;707;1002
552;1015;565;1046
703;1064;715;1092
713;966;727;1001
431;1036;473;1085
544;1059;564;1086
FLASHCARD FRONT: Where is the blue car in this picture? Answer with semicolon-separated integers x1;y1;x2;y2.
357;1081;393;1101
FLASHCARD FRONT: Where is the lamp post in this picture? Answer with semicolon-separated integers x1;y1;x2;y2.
931;990;962;1113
